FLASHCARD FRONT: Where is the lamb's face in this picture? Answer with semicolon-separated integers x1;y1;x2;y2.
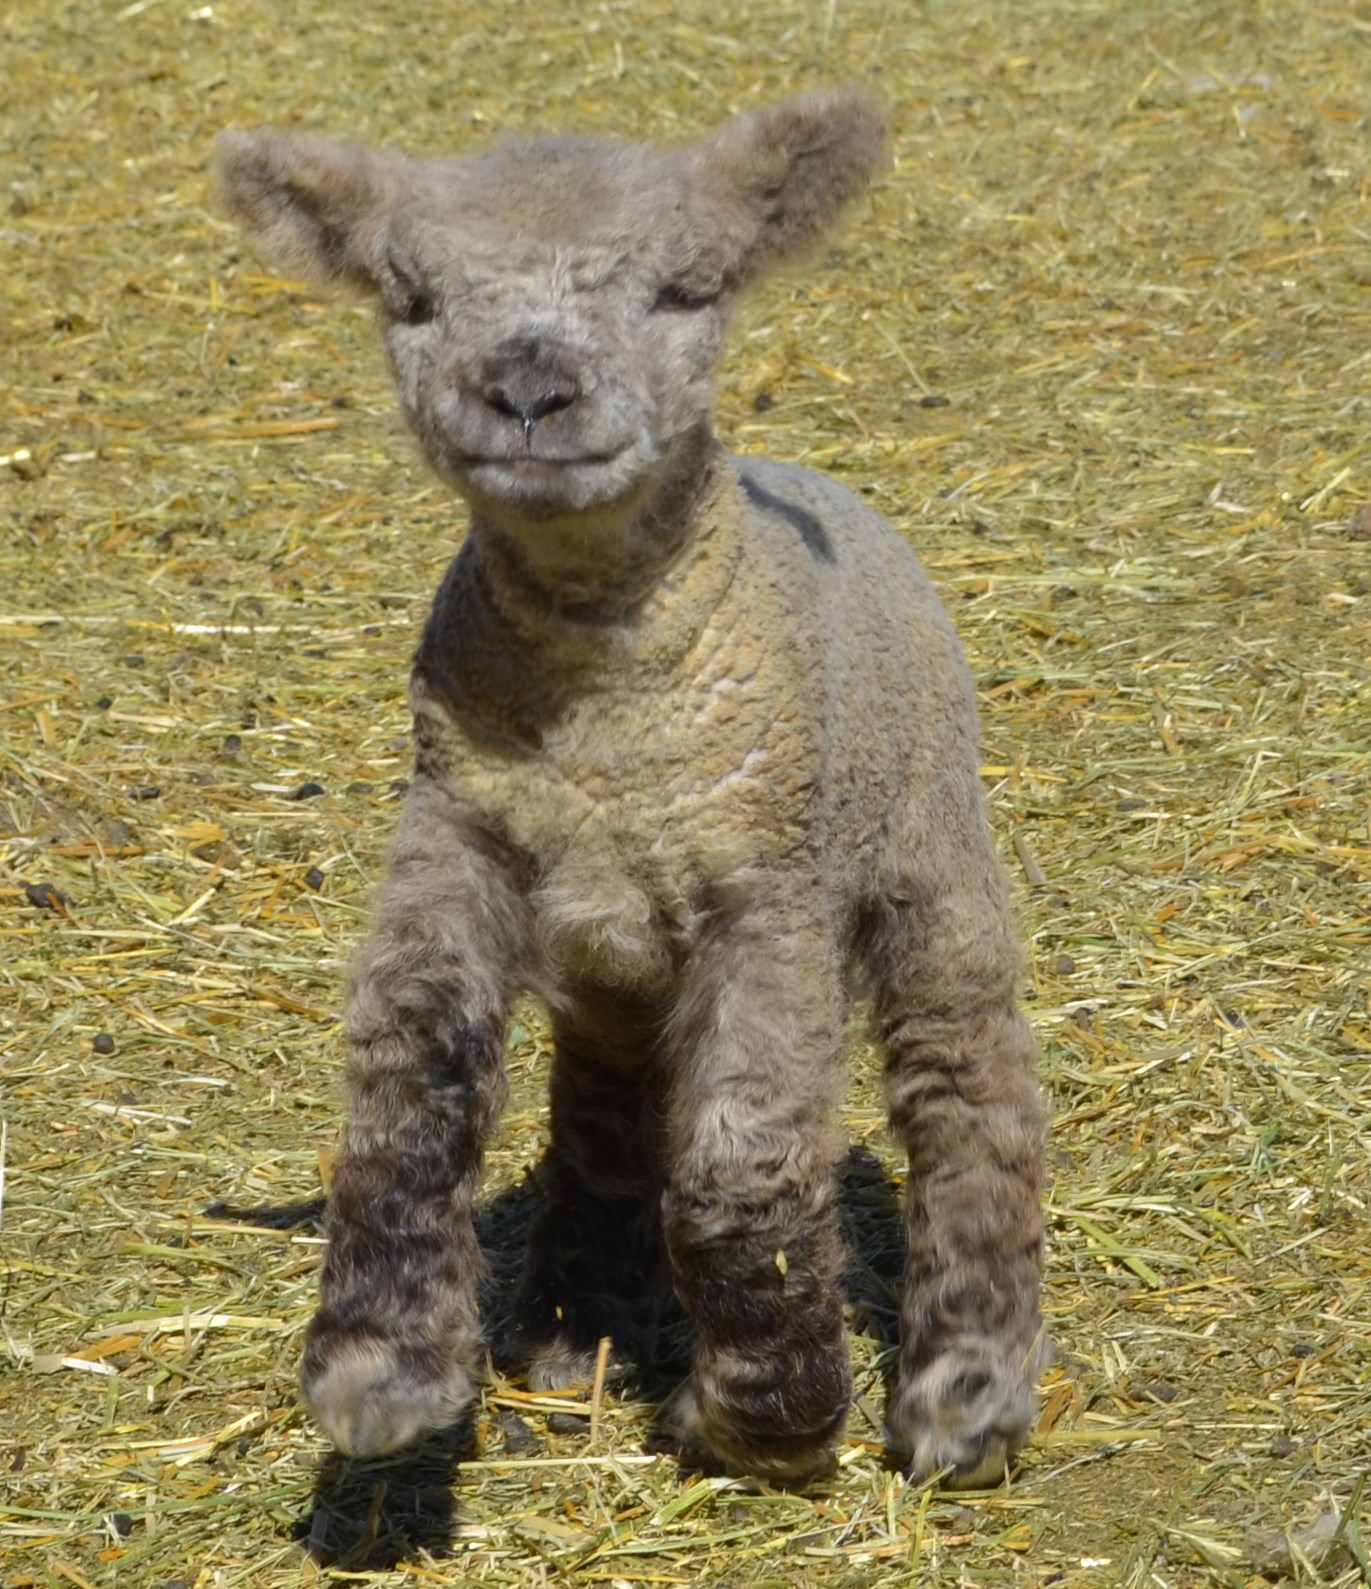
378;142;728;529
215;89;887;541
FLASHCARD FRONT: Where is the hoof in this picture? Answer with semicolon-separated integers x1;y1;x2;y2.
300;1330;475;1458
669;1361;848;1486
523;1342;602;1393
887;1349;1039;1488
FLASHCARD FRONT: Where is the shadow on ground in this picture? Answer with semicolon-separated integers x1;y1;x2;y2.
208;1145;910;1562
293;1422;475;1568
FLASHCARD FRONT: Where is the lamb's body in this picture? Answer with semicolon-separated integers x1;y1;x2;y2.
416;452;972;978
216;89;1046;1487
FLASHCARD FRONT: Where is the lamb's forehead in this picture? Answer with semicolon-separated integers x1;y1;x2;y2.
399;135;690;258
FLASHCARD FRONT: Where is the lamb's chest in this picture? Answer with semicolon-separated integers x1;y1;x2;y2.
422;673;809;990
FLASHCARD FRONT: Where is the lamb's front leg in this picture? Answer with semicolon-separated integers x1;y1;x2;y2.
868;832;1047;1488
663;891;851;1483
300;799;529;1457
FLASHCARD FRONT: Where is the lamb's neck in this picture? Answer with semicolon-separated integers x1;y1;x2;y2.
413;436;742;747
470;425;720;622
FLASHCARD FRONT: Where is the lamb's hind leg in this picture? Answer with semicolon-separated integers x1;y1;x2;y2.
299;798;529;1458
663;889;851;1483
511;994;672;1390
867;818;1046;1488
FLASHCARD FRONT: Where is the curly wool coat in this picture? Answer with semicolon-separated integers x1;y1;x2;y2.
215;86;1046;1486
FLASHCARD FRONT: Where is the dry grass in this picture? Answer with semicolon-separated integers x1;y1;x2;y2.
2;0;1368;1584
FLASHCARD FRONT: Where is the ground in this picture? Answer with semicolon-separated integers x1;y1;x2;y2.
1;1;1368;1585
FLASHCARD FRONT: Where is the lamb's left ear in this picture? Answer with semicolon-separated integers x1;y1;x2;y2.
690;86;888;285
214;127;399;294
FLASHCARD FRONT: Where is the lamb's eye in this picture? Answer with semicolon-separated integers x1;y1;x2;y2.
652;283;717;314
401;291;437;327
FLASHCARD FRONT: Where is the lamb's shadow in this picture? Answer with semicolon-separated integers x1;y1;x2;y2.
207;1147;906;1562
835;1144;910;1464
205;1184;538;1566
836;1142;906;1356
292;1426;473;1568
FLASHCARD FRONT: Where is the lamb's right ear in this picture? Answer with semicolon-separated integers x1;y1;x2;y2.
213;128;397;293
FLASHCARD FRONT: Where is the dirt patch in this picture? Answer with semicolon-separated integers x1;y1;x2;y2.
2;1;1367;1584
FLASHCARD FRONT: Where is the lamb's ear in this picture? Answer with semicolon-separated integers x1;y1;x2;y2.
691;86;888;285
213;128;398;293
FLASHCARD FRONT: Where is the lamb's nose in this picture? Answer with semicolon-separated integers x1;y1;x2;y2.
480;336;582;441
484;384;577;441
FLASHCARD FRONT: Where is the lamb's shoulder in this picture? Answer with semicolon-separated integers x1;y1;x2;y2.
730;451;958;645
731;450;984;798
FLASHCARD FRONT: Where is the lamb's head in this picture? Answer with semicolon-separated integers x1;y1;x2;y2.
215;89;885;543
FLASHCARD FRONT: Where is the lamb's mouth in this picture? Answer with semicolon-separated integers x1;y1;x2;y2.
462;448;620;472
456;450;633;505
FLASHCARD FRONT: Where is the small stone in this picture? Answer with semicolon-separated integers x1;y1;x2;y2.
303;866;326;890
1290;1341;1317;1359
219;733;242;755
24;881;67;912
1129;1380;1180;1404
753;391;775;411
546;1411;590;1436
108;1512;134;1537
494;1408;542;1454
92;1031;116;1055
1053;953;1076;977
1343;503;1371;540
1270;1434;1299;1458
95;694;113;710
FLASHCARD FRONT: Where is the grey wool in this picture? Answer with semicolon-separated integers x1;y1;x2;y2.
214;86;1047;1487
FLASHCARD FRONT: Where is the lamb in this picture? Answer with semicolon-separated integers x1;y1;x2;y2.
214;86;1047;1488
